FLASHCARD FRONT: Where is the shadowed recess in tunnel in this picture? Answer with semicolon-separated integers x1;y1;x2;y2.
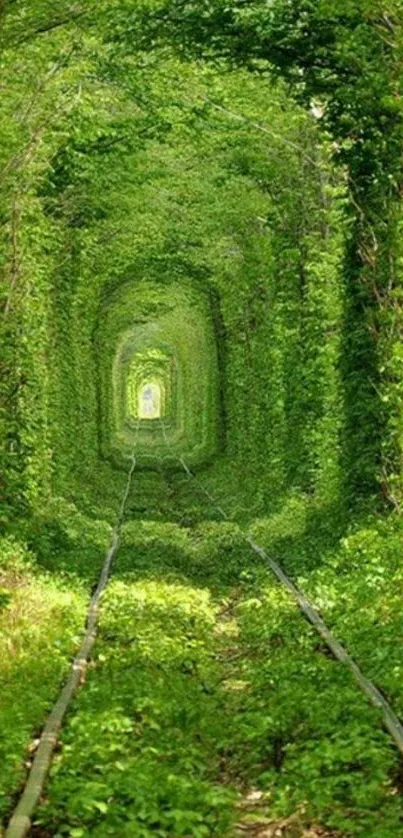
96;279;221;466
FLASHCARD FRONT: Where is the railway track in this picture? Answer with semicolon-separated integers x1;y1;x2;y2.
5;453;138;838
5;430;403;836
159;426;403;761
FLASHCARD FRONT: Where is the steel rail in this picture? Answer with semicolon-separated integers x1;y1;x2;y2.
158;421;403;758
5;451;138;838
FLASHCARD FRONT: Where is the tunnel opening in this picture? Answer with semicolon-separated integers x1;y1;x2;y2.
138;383;163;420
95;278;222;468
125;348;171;423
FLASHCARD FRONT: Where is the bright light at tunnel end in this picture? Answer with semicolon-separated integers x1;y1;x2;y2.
138;382;163;420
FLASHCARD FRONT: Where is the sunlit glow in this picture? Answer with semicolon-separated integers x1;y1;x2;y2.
138;382;162;419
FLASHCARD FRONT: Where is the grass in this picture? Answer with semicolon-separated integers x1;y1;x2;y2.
0;537;87;820
3;478;403;837
27;516;403;837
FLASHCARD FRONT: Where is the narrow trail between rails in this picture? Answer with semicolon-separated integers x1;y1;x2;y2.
5;429;403;837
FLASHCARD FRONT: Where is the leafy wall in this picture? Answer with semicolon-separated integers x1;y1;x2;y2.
1;0;400;529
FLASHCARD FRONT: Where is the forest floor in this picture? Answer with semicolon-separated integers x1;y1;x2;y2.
2;472;403;836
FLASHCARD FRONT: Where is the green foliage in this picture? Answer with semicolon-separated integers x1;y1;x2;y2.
129;0;403;504
35;574;239;837
0;537;87;818
0;4;348;518
0;536;33;574
32;517;403;837
296;513;403;719
119;518;255;586
135;0;403;185
2;3;403;836
19;497;113;584
228;584;402;837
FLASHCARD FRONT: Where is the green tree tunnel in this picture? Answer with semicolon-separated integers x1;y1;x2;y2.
97;278;220;464
1;2;403;836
